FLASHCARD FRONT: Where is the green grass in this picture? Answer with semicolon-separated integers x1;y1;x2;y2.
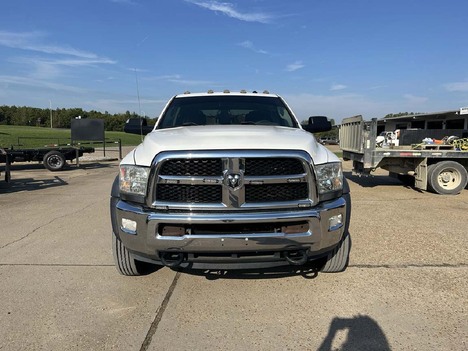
0;125;142;148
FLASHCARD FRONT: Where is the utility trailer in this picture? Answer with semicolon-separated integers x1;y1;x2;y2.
0;145;94;173
339;115;468;195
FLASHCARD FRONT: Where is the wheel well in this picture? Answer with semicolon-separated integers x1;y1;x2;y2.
110;175;121;239
427;158;468;169
111;175;120;197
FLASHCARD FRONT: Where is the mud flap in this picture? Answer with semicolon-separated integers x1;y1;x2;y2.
414;158;427;191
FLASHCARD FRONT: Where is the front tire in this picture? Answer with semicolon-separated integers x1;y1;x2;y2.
112;231;141;276
321;232;351;273
321;192;351;273
427;161;468;195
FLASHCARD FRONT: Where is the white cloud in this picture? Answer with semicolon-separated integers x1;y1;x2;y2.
0;30;116;81
238;40;268;54
444;81;468;92
403;94;428;104
10;56;116;80
0;30;110;60
367;85;387;90
144;74;182;81
185;1;273;23
16;56;116;67
110;0;137;4
285;61;305;72
167;78;215;85
330;84;347;91
142;74;214;86
0;75;86;93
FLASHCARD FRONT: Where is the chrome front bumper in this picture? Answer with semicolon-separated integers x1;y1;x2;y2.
115;196;347;264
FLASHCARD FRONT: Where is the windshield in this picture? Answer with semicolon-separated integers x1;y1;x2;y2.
157;95;298;129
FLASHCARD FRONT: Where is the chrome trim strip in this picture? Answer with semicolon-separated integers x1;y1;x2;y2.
119;197;345;222
120;226;137;235
158;175;223;185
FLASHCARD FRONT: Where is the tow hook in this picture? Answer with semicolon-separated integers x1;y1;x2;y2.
159;251;185;267
285;250;308;265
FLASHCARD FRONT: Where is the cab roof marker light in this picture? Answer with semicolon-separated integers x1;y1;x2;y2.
183;91;191;94
223;89;230;93
263;90;270;94
252;90;258;93
240;89;247;93
207;89;214;94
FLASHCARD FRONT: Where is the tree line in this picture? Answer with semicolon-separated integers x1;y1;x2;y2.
0;105;152;131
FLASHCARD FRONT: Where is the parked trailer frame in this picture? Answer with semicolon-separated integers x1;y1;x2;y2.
0;148;11;182
1;146;94;174
339;115;468;195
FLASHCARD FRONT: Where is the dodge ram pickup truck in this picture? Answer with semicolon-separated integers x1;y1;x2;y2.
111;90;351;275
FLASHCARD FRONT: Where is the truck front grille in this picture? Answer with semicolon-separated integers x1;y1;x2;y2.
152;151;315;210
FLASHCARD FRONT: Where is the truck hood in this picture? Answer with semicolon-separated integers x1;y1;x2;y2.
122;125;338;166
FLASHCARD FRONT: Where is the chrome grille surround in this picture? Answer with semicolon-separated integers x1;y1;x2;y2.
148;150;318;211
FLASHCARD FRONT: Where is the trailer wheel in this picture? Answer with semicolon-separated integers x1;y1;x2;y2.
43;151;66;171
427;161;468;195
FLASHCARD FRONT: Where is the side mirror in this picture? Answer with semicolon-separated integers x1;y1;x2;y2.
303;116;332;133
124;118;154;135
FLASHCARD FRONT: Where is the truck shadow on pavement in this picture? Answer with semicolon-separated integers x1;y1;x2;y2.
0;176;68;193
317;314;391;351
6;162;114;172
73;162;115;170
344;171;423;193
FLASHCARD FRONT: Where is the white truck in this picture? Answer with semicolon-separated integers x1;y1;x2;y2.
110;91;351;275
340;115;468;195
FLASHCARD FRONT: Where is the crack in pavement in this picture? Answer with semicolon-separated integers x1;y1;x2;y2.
350;263;468;269
355;197;468;204
0;201;101;250
0;263;114;267
140;272;181;351
355;197;429;203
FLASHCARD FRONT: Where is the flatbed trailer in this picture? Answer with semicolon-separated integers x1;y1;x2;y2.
339;115;468;195
0;145;94;174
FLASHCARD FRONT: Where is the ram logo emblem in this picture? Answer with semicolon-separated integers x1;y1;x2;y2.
226;173;243;190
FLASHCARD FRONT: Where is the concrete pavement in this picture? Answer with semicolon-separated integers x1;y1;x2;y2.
0;155;467;350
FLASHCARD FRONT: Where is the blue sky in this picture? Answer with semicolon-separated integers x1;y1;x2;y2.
1;0;467;122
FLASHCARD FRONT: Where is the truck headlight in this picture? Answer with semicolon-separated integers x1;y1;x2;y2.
315;162;343;197
119;165;150;196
